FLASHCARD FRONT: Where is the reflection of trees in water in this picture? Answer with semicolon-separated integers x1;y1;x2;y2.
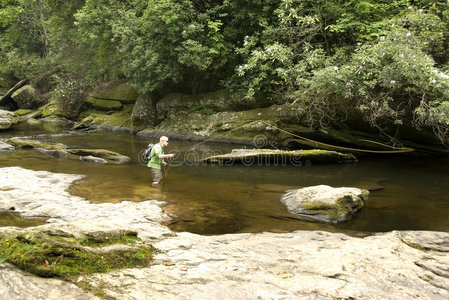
164;176;247;235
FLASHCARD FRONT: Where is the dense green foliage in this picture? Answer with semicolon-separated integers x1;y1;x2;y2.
1;0;448;144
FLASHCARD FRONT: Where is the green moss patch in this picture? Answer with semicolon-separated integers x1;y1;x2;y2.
75;109;133;128
79;230;140;246
85;97;123;111
302;196;364;221
39;100;65;119
0;230;154;281
13;109;34;116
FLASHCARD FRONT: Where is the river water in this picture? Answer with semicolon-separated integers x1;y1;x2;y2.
1;122;449;236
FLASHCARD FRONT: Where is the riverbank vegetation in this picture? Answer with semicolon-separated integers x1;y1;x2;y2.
1;0;448;146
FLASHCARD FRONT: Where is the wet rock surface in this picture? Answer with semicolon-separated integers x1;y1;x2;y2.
0;140;14;151
0;263;97;300
0;166;448;300
0;109;16;130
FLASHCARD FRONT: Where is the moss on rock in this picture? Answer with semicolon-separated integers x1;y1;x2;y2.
280;186;368;223
75;108;133;129
0;229;153;280
67;148;130;163
85;97;123;111
39;100;65;119
202;149;357;165
91;83;138;104
302;195;364;221
13;109;34;116
7;137;67;151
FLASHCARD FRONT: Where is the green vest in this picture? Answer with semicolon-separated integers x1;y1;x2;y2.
147;143;163;169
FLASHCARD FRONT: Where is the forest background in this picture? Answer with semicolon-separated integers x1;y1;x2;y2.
1;0;449;146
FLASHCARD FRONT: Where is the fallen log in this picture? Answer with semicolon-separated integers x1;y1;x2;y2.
0;79;28;106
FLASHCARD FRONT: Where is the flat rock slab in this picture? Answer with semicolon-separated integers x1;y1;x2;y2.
7;137;67;151
1;167;448;300
68;149;130;164
0;263;97;300
202;149;357;165
281;185;369;223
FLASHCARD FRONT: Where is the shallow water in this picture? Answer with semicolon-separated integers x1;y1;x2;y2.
1;122;449;235
0;211;47;228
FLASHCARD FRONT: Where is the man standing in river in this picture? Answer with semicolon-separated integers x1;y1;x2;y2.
148;136;174;186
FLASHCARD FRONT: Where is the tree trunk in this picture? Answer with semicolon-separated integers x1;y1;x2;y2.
37;0;49;57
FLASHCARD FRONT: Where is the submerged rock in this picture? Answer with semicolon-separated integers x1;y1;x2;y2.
68;149;130;164
6;138;130;164
280;185;369;223
203;149;357;165
79;155;108;164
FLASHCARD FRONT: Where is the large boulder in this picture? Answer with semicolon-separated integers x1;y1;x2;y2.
280;185;369;223
132;93;158;130
0;110;16;130
156;90;272;121
91;82;138;104
11;85;46;109
143;103;300;142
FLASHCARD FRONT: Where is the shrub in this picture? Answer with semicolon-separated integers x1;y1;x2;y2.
299;28;449;144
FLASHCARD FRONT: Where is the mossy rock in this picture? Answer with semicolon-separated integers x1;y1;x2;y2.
132;93;158;130
91;83;138;104
11;85;46;109
13;109;34;116
39;100;65;119
74;109;133;129
0;109;16;130
67;148;130;164
202;149;357;165
280;185;369;223
156;89;273;122
85;96;123;111
152;103;300;142
0;229;153;280
7;137;67;151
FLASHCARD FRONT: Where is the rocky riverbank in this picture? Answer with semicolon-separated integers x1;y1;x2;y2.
1;166;448;299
